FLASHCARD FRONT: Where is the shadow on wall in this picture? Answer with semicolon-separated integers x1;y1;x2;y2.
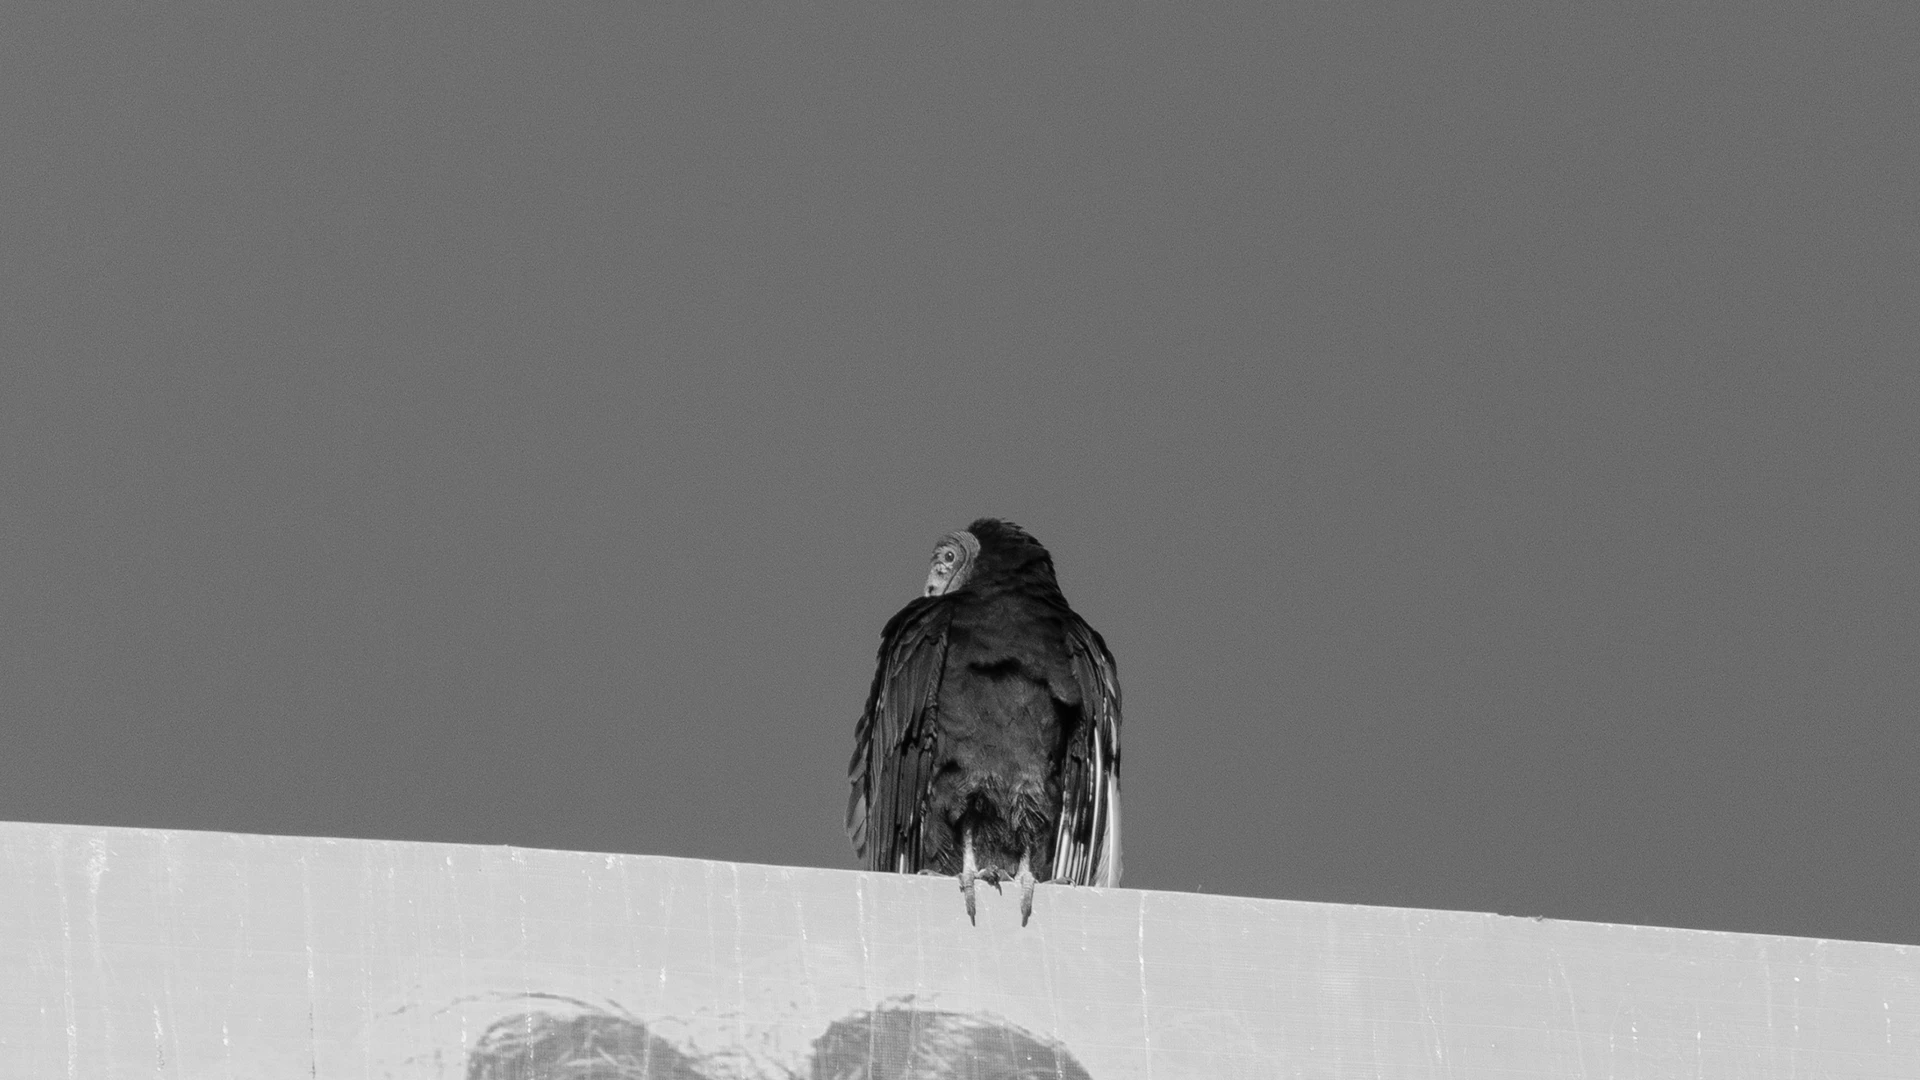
468;1008;707;1080
466;999;1094;1080
810;1006;1094;1080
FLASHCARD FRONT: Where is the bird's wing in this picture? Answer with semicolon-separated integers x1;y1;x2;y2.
1053;615;1123;887
846;596;954;873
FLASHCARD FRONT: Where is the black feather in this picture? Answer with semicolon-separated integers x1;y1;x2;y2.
847;520;1122;888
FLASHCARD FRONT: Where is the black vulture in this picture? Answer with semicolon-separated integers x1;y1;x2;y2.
846;519;1122;925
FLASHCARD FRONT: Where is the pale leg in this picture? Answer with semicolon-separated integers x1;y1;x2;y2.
958;826;981;924
1016;848;1037;927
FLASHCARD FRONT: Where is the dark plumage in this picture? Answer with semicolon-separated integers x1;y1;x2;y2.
846;519;1122;925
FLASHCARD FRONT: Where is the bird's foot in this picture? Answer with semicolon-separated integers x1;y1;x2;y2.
957;869;980;924
956;868;1007;924
1015;850;1038;926
956;826;1006;925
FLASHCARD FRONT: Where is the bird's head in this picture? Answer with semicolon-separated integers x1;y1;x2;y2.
923;529;980;597
922;518;1056;597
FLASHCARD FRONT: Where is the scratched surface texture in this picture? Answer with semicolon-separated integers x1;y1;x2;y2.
2;823;1915;1079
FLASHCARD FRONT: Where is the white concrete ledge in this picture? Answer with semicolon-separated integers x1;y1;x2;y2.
1;821;1914;1078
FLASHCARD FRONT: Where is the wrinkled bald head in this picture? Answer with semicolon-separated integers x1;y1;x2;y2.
922;518;1057;597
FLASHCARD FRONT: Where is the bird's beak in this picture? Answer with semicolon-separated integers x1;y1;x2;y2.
925;565;954;597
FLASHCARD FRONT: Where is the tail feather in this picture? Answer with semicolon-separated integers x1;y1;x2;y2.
1094;779;1122;888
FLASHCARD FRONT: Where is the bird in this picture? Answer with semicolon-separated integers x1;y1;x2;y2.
846;518;1122;925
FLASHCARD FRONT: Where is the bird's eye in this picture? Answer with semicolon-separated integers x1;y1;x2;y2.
942;550;956;564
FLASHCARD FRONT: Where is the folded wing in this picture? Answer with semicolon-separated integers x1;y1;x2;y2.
846;597;953;873
1051;615;1123;887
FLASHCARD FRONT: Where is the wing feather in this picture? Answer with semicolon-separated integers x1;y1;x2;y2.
1052;615;1123;887
847;597;954;873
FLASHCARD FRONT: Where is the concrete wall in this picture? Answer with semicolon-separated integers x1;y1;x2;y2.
2;821;1914;1078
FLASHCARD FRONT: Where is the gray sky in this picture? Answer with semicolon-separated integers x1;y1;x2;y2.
5;5;1915;946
